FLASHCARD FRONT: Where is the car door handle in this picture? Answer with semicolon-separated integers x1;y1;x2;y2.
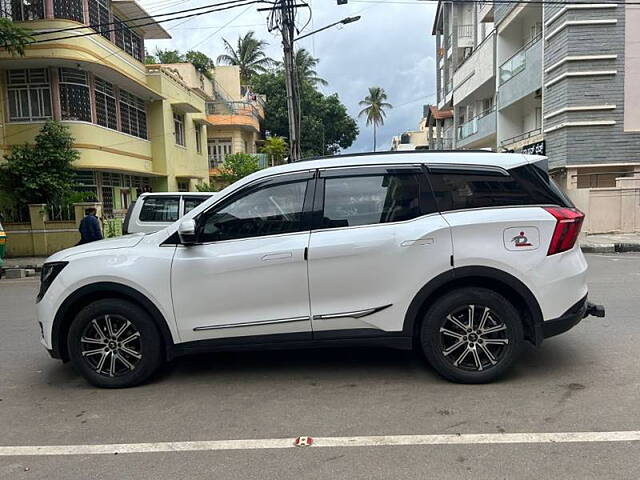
261;252;293;261
401;238;434;247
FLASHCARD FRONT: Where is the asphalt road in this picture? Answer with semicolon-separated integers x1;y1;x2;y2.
1;253;640;479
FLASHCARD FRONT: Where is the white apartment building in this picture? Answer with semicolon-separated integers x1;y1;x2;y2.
430;0;640;234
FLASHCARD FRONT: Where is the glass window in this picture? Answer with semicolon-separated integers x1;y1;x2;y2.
195;125;202;153
139;196;180;222
198;180;308;242
119;90;147;139
321;173;425;228
94;78;117;130
7;69;52;122
208;138;232;168
59;68;91;122
10;0;44;20
174;113;185;146
53;0;83;22
88;0;110;40
183;196;209;214
429;168;533;212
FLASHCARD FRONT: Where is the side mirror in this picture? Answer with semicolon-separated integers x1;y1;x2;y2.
178;219;197;245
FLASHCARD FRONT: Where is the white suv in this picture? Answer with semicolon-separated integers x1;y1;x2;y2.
36;152;604;388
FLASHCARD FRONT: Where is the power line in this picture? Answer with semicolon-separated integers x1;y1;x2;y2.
29;0;256;37
29;0;264;45
349;0;640;5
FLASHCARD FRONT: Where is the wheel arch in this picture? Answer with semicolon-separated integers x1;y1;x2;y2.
51;282;176;362
403;266;544;345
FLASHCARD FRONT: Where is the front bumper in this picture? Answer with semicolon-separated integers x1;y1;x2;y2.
542;295;606;339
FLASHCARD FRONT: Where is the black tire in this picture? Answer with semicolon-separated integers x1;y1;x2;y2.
67;299;163;388
420;287;524;383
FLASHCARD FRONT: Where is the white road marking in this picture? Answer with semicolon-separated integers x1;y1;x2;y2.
2;431;640;457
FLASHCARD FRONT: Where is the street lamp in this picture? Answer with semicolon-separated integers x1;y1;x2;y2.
294;16;361;43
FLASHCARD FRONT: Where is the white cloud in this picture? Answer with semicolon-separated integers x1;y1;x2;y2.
142;0;437;153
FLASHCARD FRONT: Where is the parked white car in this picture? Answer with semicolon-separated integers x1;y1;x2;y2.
123;192;216;234
36;152;604;387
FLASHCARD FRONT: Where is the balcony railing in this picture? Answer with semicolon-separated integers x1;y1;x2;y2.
457;106;495;141
499;34;542;85
206;100;262;120
457;25;473;40
500;127;542;147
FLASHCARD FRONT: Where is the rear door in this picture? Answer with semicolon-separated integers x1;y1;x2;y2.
307;165;453;337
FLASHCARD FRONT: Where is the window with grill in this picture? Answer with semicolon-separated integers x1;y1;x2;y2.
94;78;118;130
9;0;44;20
59;68;91;122
53;0;83;22
119;90;148;139
88;0;110;39
113;16;144;62
7;69;52;122
174;113;185;146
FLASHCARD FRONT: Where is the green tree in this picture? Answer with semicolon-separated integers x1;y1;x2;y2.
0;18;33;56
260;136;288;166
144;48;157;64
251;72;358;157
358;86;392;152
0;121;79;205
217;31;273;83
217;153;260;186
186;50;215;79
294;49;327;87
154;48;184;64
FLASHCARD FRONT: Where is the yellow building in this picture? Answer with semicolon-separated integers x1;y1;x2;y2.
0;0;212;217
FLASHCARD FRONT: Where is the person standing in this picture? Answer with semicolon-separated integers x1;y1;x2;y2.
78;207;103;244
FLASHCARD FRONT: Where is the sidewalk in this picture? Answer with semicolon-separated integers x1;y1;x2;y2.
1;233;639;274
580;233;640;254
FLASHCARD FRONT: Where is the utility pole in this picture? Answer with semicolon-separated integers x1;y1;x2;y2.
280;0;302;162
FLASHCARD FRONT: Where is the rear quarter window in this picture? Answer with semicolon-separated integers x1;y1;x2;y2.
428;165;572;213
139;196;180;222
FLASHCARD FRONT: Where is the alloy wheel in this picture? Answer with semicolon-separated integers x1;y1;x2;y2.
80;314;142;377
439;304;509;372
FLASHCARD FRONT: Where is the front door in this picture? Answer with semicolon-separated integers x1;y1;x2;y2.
307;166;453;338
171;172;315;343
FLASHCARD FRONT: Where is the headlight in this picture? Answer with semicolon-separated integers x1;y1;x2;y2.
37;262;68;303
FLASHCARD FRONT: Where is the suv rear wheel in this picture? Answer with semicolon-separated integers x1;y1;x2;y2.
67;299;163;388
420;287;524;383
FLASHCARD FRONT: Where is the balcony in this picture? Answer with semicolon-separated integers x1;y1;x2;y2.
456;25;474;48
206;100;262;132
497;35;542;110
456;107;496;148
500;127;542;150
453;32;495;105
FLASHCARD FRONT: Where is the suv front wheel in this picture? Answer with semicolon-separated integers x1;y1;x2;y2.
67;299;163;388
420;287;524;383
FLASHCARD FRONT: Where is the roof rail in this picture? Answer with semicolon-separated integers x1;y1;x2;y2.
298;149;498;162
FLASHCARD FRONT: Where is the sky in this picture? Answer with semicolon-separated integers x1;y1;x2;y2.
142;0;438;153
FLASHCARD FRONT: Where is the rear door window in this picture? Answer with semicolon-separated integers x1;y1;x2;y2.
139;196;180;222
318;167;434;228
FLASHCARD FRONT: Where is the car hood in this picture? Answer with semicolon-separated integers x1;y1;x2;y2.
46;233;147;262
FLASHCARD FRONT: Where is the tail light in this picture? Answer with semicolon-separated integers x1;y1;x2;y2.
544;207;584;255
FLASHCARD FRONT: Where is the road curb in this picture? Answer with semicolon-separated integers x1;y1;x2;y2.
581;243;640;254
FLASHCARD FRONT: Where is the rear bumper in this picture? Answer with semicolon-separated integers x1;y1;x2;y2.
541;295;606;339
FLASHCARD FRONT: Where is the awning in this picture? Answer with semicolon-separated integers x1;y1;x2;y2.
111;0;172;39
193;117;215;127
172;101;202;114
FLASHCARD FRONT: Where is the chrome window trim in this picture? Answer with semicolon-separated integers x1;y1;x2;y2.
313;304;392;321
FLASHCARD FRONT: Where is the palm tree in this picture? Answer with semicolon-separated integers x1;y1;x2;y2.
294;49;327;87
217;31;273;83
358;87;392;152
